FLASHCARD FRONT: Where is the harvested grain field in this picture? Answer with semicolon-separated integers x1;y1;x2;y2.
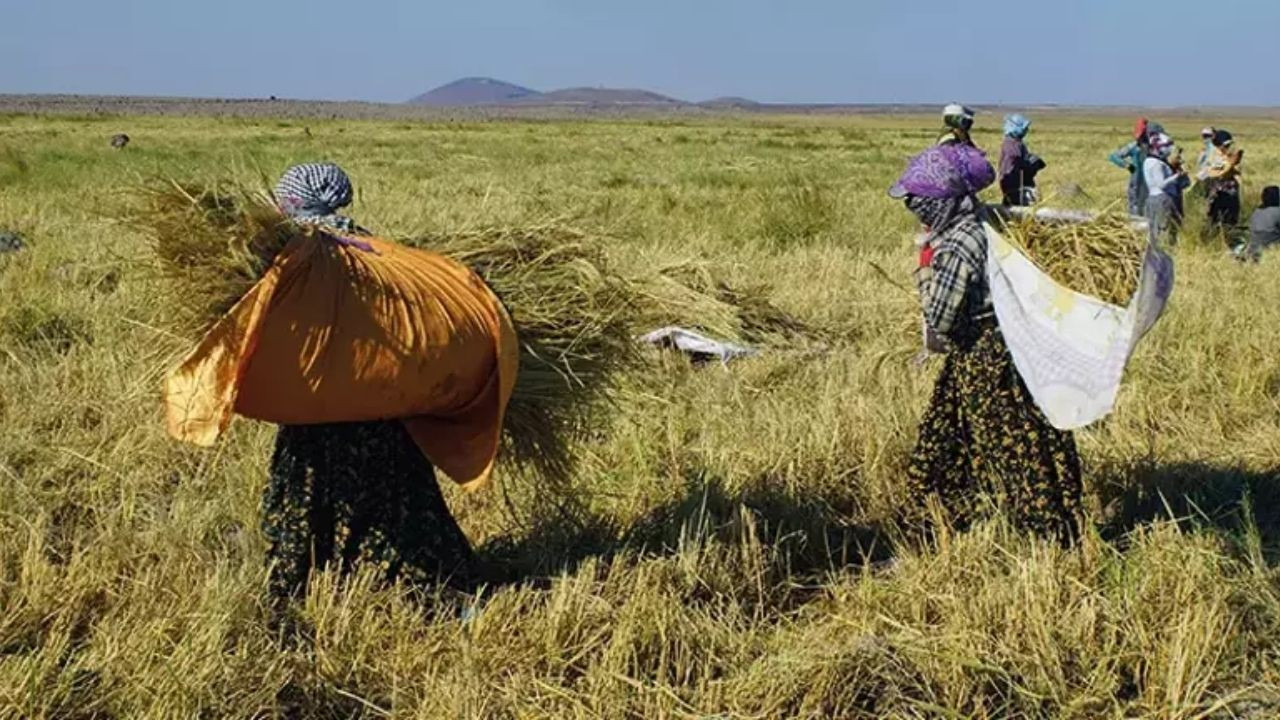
1;109;1279;718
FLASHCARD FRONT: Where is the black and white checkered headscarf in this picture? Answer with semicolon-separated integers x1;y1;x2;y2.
274;163;358;233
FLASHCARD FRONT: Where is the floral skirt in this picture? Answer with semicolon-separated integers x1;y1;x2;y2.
263;420;477;598
907;324;1083;539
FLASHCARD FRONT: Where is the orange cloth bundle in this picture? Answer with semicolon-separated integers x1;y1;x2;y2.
164;233;519;489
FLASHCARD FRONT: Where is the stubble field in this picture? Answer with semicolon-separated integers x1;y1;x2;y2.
1;110;1279;718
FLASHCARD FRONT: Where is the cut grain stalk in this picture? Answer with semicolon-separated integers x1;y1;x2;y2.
993;208;1145;307
130;179;816;484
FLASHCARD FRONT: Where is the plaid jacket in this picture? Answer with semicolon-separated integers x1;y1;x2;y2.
913;216;993;342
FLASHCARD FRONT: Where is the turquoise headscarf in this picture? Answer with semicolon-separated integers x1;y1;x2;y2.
1003;114;1031;139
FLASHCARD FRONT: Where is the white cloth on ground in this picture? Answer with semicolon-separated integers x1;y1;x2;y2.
639;327;757;364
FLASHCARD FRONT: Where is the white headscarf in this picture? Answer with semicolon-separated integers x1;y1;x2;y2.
1148;133;1175;161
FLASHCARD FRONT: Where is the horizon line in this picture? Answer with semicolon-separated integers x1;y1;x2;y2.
5;92;1280;112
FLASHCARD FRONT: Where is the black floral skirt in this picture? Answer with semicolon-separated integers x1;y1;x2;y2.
906;324;1083;539
263;420;477;599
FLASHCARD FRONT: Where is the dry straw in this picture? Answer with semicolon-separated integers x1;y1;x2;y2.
133;182;646;480
997;212;1145;306
131;180;813;482
644;259;831;345
136;180;299;333
407;224;646;481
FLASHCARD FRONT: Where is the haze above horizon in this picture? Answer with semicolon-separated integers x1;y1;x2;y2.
6;0;1280;107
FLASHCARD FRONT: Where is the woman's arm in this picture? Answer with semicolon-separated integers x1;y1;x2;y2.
1205;149;1243;179
1109;142;1136;170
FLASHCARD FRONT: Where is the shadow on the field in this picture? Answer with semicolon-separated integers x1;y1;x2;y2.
480;460;1280;587
477;470;894;587
1094;459;1280;548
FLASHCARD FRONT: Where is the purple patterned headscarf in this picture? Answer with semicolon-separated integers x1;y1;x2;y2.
888;143;995;200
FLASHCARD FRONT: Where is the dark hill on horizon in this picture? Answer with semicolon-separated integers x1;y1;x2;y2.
408;78;691;107
409;77;542;106
699;96;762;109
515;86;684;106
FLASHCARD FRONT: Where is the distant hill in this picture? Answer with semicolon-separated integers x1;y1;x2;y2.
409;77;541;106
407;78;688;107
521;87;685;106
699;96;761;109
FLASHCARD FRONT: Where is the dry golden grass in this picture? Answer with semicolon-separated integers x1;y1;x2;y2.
129;181;811;484
998;212;1146;305
0;111;1279;718
133;180;299;333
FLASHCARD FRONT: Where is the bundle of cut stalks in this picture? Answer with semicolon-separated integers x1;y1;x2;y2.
998;212;1145;306
407;224;647;480
134;181;763;482
137;180;300;334
642;260;825;345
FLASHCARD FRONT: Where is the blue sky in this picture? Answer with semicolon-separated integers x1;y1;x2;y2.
5;0;1279;105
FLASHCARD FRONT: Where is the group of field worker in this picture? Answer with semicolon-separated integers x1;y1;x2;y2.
950;103;1276;258
1108;119;1278;259
935;104;1045;207
236;139;1086;606
165;105;1270;607
892;104;1280;545
183;139;1083;609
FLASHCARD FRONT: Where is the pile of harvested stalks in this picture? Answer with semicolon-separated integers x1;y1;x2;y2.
133;182;650;480
408;224;646;481
999;213;1145;306
643;260;825;345
132;180;807;482
136;180;299;334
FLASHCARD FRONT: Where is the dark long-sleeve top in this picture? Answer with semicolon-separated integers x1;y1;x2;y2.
1000;137;1028;181
1000;136;1046;194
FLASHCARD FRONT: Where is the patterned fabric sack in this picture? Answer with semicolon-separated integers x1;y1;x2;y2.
983;212;1174;429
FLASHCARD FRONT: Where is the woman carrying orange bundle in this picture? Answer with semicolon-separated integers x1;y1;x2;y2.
164;163;518;600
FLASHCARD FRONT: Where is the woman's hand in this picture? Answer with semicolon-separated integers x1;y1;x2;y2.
331;234;377;253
